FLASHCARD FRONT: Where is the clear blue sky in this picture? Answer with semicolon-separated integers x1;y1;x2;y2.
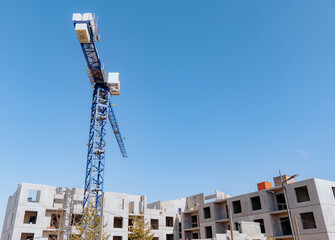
1;0;335;227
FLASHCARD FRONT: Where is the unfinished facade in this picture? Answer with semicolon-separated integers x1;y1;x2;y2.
2;177;335;240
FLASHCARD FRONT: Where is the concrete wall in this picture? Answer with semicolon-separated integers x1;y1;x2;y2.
2;177;335;240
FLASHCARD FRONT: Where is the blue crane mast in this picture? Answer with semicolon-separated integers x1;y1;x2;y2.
72;13;127;222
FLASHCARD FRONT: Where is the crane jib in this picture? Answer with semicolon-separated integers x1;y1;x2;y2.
74;20;106;85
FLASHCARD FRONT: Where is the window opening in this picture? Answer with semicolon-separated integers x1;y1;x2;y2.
295;186;310;203
203;207;211;219
166;217;173;227
23;211;37;224
251;196;262;211
232;200;242;214
27;190;40;203
301;212;317;229
114;217;123;228
151;219;159;230
191;215;198;228
254;219;265;233
205;226;213;238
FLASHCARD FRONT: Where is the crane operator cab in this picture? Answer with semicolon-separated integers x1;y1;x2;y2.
108;72;121;95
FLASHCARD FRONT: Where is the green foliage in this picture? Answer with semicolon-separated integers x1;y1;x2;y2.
71;205;110;240
128;215;154;240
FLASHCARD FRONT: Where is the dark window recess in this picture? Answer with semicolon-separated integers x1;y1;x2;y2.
128;218;134;228
48;235;57;240
276;194;287;210
178;208;182;213
254;219;265;233
332;187;335;198
153;238;159;240
151;219;159;230
251;196;262;211
192;233;199;239
235;222;240;232
166;217;173;227
203;207;211;219
20;233;34;240
50;214;61;228
232;200;242;214
113;236;122;240
114;217;123;228
166;234;174;240
205;226;213;238
23;211;37;224
280;217;292;235
178;223;182;238
71;214;82;226
191;215;198;228
295;186;310;203
301;212;317;229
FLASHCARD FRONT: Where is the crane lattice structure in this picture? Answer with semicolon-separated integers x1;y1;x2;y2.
72;12;127;226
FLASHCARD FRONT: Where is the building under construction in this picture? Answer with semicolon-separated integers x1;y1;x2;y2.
1;176;335;240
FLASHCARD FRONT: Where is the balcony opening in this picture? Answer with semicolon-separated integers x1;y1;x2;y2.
280;217;292;235
205;226;213;238
251;196;262;211
254;219;265;233
23;211;37;224
20;233;34;240
295;186;310;203
50;213;61;228
166;217;173;227
203;207;211;219
276;194;287;210
151;219;159;230
114;217;123;228
27;190;40;203
191;215;198;228
113;236;122;240
301;212;317;229
192;233;199;239
232;200;242;214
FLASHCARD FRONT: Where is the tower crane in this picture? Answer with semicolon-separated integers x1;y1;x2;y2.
72;12;127;224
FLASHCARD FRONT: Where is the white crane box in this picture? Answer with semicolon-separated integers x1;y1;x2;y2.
72;13;82;21
75;23;91;43
108;72;120;95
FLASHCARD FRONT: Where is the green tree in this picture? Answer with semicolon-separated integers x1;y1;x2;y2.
128;215;154;240
71;205;110;240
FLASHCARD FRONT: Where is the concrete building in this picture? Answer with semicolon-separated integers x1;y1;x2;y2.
1;176;335;240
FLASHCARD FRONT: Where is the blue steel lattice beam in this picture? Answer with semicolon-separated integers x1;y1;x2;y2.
108;100;128;158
